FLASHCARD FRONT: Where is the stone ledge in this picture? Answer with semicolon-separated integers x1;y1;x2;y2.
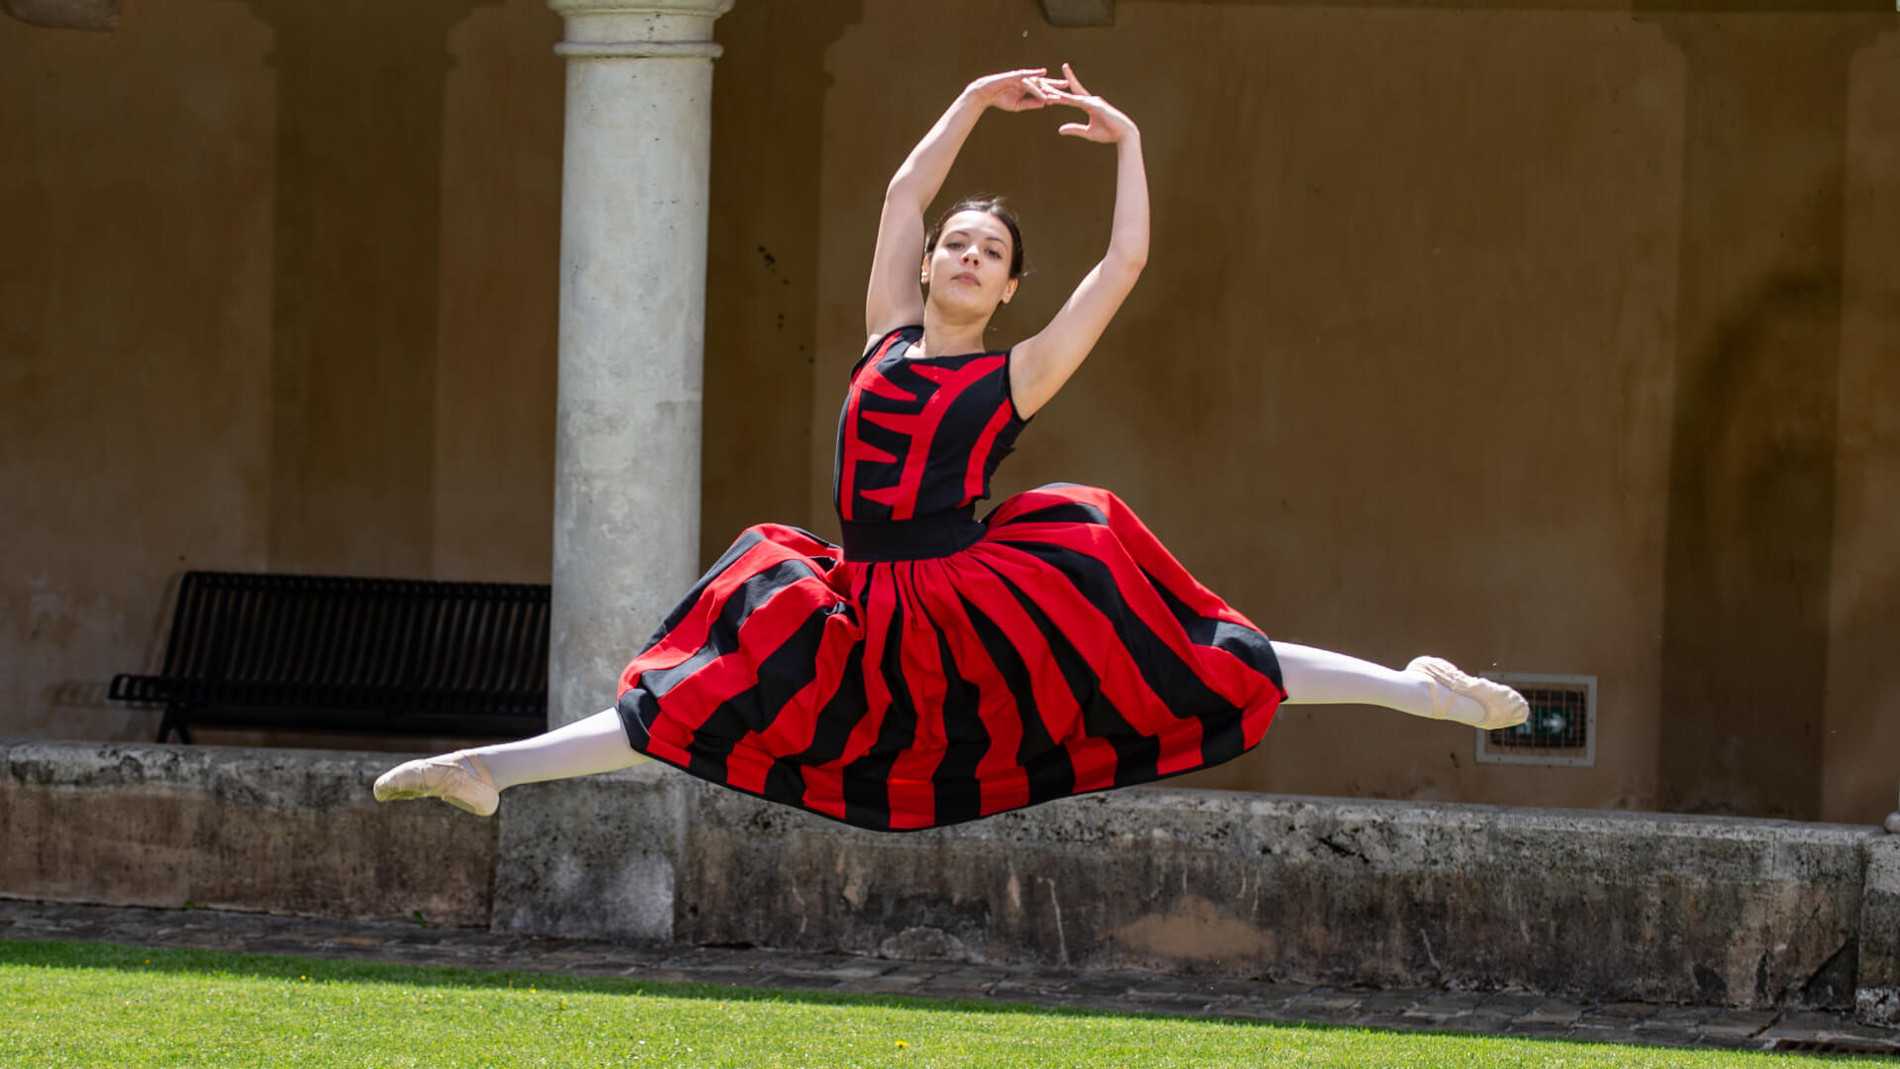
500;772;1882;1012
0;738;495;927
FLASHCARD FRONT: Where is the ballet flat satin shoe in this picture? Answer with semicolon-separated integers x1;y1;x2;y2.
372;752;499;817
1407;656;1530;731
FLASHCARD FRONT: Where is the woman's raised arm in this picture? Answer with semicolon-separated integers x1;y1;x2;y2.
1009;65;1149;418
865;70;1052;346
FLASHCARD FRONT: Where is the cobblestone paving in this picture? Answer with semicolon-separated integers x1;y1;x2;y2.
4;899;1897;1058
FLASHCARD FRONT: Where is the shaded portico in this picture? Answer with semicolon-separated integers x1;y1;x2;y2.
3;0;1899;823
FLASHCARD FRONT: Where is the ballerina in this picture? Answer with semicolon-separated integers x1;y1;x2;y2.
376;65;1526;828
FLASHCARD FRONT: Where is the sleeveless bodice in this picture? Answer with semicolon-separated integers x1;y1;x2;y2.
833;326;1028;528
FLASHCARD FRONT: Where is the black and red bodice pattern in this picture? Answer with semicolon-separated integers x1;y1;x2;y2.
834;330;1026;531
616;326;1285;831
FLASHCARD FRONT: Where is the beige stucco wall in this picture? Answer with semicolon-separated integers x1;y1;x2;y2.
3;0;1894;822
1;0;276;742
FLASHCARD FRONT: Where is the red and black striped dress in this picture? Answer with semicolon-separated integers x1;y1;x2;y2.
616;325;1285;831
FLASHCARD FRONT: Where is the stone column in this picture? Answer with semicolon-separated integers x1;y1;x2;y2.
546;0;732;727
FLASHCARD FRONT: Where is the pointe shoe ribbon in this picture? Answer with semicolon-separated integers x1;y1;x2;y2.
1407;656;1530;731
372;752;499;817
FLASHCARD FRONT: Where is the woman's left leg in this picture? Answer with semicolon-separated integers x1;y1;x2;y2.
1271;641;1526;728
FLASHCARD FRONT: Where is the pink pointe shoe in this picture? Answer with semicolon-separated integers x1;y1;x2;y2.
1407;656;1530;731
372;752;499;817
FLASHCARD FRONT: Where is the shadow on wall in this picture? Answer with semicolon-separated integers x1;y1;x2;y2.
1661;274;1842;819
249;0;498;578
700;0;867;566
1647;8;1893;819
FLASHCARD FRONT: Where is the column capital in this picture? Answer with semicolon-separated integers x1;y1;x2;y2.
547;0;732;12
4;0;122;32
1039;0;1112;27
547;0;733;59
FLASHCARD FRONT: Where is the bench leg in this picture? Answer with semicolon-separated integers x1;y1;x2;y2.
157;705;194;744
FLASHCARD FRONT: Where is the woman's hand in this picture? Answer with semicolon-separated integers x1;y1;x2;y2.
869;68;1053;340
964;68;1055;113
1037;64;1137;144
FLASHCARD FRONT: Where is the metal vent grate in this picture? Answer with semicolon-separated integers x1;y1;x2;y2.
1474;673;1596;767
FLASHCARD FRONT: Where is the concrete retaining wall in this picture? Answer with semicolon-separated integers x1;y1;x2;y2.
497;768;1880;1012
0;739;495;926
5;739;1892;1019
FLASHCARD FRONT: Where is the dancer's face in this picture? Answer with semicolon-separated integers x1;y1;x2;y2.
923;210;1019;316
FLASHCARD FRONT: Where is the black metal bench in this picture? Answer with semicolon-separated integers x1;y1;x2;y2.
110;571;551;743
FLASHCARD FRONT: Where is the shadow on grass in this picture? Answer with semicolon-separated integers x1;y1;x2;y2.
0;938;1259;1027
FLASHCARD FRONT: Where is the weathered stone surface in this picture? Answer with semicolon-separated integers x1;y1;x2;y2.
0;740;494;926
658;786;1877;1008
1857;834;1900;1025
491;764;685;943
3;0;119;32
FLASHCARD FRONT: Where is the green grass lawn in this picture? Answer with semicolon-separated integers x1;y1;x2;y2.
0;940;1886;1068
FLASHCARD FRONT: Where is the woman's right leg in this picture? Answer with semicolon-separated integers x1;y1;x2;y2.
1271;641;1526;729
372;708;651;816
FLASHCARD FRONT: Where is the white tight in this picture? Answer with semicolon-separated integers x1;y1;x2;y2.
1271;641;1484;722
469;708;650;792
463;644;1481;793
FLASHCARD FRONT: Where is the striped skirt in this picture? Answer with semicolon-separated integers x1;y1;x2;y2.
616;483;1285;831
